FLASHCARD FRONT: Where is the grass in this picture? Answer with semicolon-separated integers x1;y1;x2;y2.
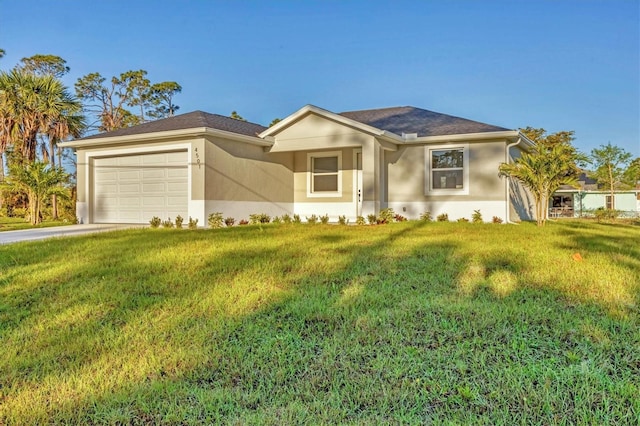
0;220;638;424
0;216;72;231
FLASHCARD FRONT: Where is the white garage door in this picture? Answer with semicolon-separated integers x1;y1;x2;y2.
93;151;188;223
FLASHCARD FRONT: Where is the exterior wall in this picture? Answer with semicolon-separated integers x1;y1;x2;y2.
507;144;535;222
579;192;638;214
272;113;370;151
271;112;380;221
204;136;294;221
385;140;511;221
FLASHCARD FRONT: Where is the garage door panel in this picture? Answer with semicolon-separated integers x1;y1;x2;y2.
168;169;188;178
95;170;118;181
166;152;187;164
117;156;142;166
142;169;167;179
167;182;186;192
118;170;141;180
96;184;118;195
143;182;167;193
119;184;142;194
96;157;119;167
142;196;166;207
119;211;143;222
142;153;169;165
93;151;188;223
119;198;141;207
168;196;187;206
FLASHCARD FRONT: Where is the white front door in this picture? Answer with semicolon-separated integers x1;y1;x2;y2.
354;149;363;217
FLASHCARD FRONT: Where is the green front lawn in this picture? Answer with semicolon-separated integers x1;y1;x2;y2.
0;221;638;424
0;216;72;231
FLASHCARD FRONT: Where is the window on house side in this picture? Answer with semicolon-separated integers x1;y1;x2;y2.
428;147;468;193
606;195;613;209
311;155;339;193
431;148;464;189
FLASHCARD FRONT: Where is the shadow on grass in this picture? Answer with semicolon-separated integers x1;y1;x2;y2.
1;222;638;423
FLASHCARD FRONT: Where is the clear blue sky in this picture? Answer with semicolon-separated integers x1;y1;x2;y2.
1;0;638;157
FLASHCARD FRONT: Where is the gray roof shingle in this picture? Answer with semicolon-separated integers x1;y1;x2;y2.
81;106;509;142
339;106;510;137
81;110;267;140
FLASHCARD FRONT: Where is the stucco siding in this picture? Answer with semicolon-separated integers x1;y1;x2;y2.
275;114;370;142
580;192;638;212
385;141;506;202
204;137;294;204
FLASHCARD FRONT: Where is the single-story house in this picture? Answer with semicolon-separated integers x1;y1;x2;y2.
551;173;640;218
60;105;536;224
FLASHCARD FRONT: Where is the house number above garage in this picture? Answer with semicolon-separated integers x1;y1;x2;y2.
195;147;201;169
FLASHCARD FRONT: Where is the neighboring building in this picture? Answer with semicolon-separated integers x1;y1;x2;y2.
552;173;640;218
60;105;536;224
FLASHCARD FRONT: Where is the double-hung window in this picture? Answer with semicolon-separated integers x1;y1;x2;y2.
308;151;342;197
426;145;469;195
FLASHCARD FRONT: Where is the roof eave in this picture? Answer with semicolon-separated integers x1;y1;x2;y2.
400;130;522;144
59;127;272;149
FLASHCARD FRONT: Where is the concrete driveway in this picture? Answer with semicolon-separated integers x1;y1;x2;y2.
0;224;140;245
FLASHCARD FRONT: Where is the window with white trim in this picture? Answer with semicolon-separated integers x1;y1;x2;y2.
307;151;342;197
426;145;469;195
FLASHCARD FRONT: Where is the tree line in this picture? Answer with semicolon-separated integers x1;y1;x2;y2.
0;51;182;224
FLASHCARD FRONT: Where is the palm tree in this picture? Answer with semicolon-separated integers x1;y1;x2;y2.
1;160;69;225
0;69;84;162
0;69;84;217
500;144;580;226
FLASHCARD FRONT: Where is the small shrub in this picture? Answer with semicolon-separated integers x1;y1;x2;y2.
281;214;292;224
306;214;318;224
249;213;271;224
224;217;235;227
162;218;174;228
492;216;503;224
367;214;378;225
292;214;302;224
472;209;483;223
437;213;449;222
394;214;407;222
208;212;224;228
272;216;282;224
320;214;330;224
377;208;395;224
175;215;184;229
356;216;366;225
338;215;348;225
188;217;199;229
457;217;469;223
594;207;618;222
261;214;272;224
239;219;249;225
149;216;161;228
419;211;432;222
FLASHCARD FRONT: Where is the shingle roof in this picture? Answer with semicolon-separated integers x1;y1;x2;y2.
339;106;510;137
81;110;267;140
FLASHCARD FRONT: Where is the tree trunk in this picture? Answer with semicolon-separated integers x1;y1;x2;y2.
49;139;58;219
608;164;615;210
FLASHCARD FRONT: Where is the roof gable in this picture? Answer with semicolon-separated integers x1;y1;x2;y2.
81;111;267;140
339;106;510;137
